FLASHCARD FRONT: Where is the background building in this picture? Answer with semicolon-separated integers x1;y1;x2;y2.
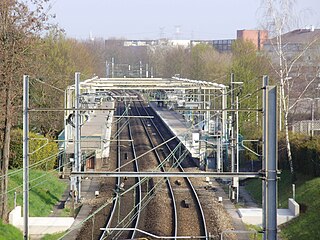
237;29;268;50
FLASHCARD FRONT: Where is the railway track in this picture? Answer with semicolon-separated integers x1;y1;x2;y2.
74;91;236;240
134;97;208;239
130;100;178;238
100;98;141;239
100;91;208;239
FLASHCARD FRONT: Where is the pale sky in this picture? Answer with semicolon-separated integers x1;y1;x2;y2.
50;0;320;40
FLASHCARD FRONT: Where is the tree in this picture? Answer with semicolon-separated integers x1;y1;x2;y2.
10;129;59;170
0;0;52;221
261;0;320;181
230;39;270;138
162;46;189;78
201;46;231;81
30;31;98;136
82;38;107;77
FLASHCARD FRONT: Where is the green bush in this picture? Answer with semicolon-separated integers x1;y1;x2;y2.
279;133;320;177
10;129;59;170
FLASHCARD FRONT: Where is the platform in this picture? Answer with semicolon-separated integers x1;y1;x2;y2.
64;101;114;169
150;102;201;159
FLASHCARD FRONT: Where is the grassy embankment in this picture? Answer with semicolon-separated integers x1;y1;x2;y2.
245;170;320;239
0;169;68;240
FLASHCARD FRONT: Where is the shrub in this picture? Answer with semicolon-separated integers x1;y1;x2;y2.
10;129;59;170
279;133;320;177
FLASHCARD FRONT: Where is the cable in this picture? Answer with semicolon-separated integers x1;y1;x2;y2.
0;149;74;199
59;144;189;240
106;149;189;239
31;78;65;93
0;150;65;180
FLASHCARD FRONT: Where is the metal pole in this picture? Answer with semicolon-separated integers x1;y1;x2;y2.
279;84;282;131
23;75;29;240
292;184;295;200
75;72;81;202
311;100;314;137
230;74;235;201
266;85;278;240
236;95;239;203
221;86;227;172
146;63;149;78
262;75;268;239
217;136;221;172
106;60;109;78
139;61;142;78
256;94;259;126
263;75;278;240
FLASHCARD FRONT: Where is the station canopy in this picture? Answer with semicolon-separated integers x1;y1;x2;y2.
76;76;227;91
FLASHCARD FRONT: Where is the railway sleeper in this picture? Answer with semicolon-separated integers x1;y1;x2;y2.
182;199;191;208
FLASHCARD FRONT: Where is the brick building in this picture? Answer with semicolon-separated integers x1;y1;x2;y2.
237;29;268;50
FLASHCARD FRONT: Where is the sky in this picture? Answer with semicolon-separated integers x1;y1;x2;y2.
49;0;320;40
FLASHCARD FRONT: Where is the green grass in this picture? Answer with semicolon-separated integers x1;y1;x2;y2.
246;224;263;240
41;231;66;240
244;171;312;208
280;177;320;239
0;169;68;240
0;219;23;240
7;169;68;216
244;170;320;240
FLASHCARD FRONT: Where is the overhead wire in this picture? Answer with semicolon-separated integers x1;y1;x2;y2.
0;150;93;209
59;143;190;240
0;151;67;200
32;78;65;93
1;76;271;235
0;149;65;180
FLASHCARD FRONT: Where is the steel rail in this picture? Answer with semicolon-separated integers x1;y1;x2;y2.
124;102;142;239
135;101;178;239
106;95;142;240
28;108;115;111
101;228;208;239
145;105;208;238
99;103;123;240
111;90;167;239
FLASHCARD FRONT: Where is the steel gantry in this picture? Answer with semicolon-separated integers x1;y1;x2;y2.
64;76;229;183
63;76;229;205
61;75;278;240
21;71;279;240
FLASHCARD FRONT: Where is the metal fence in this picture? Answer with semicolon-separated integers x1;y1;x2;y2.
292;120;320;136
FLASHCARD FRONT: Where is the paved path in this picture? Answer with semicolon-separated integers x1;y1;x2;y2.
210;180;250;240
49;179;70;217
63;178;101;240
210;179;265;239
239;185;259;208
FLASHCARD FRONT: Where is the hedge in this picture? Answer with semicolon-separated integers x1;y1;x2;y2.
279;133;320;177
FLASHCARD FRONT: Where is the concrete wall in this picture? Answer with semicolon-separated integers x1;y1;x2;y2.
288;198;300;216
9;206;74;236
238;198;300;226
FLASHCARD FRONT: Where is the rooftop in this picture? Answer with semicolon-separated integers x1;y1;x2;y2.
268;28;320;45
